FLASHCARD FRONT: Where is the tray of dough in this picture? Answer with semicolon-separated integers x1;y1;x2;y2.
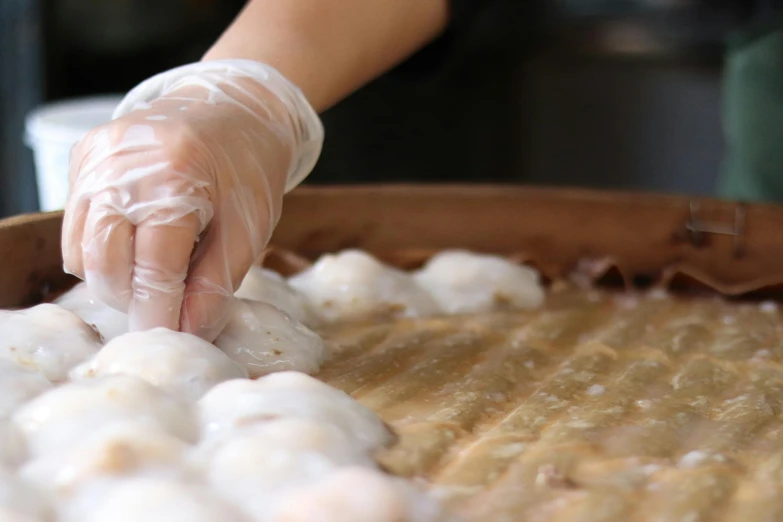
2;185;783;522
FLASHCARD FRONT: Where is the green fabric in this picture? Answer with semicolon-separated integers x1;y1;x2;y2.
719;19;783;202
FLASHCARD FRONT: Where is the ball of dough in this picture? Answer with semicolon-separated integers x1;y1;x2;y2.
55;283;129;342
0;362;51;418
204;418;375;516
0;304;102;382
12;375;198;456
70;328;248;402
58;477;250;522
271;467;445;522
0;467;51;521
213;300;326;378
205;420;377;522
205;417;373;484
0;508;43;522
198;373;394;451
0;421;26;468
413;250;545;314
235;267;322;327
20;420;191;496
288;250;441;322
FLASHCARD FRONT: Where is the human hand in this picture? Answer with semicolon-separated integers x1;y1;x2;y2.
62;60;323;341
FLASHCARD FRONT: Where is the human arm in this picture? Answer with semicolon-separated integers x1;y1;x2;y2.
204;0;450;112
62;0;450;340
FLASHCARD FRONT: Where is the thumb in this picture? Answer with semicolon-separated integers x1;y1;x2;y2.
129;215;200;333
179;217;260;342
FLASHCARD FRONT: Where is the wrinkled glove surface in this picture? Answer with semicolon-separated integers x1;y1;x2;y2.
62;60;323;341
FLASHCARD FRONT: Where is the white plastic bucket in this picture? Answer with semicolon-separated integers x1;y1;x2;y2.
24;95;124;212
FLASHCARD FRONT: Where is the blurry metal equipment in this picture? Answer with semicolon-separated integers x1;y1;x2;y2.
0;0;44;217
543;0;744;60
45;0;245;100
0;0;243;218
54;0;212;53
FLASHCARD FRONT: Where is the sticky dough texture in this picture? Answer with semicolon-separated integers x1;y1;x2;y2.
0;508;42;522
56;276;328;379
55;283;129;342
288;250;442;322
59;477;251;522
271;467;446;522
20;420;191;495
0;339;440;522
413;250;545;314
0;250;555;521
0;304;102;382
0;422;26;468
198;372;395;451
0;467;52;521
12;375;198;456
70;328;248;401
213;300;326;378
57;272;321;342
0;363;51;419
35;372;432;521
204;418;376;518
235;266;321;327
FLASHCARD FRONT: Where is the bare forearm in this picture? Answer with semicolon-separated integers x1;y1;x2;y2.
202;0;449;112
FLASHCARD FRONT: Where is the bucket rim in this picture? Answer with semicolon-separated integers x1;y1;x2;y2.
24;94;125;146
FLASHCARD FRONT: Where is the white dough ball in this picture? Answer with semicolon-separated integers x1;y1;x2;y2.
413;250;545;314
20;420;191;496
205;418;375;516
55;283;129;342
12;375;198;456
0;508;43;522
271;467;445;522
59;477;250;522
235;267;322;327
213;300;326;378
70;328;248;402
0;421;26;468
288;250;441;322
206;417;373;482
198;373;393;451
0;467;51;520
0;362;50;418
0;304;102;382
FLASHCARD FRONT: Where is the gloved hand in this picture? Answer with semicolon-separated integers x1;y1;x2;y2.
62;60;324;341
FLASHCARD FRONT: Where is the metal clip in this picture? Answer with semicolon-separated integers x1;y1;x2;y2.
684;200;746;258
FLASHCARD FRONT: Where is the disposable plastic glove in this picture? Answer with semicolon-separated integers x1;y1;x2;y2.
62;60;323;341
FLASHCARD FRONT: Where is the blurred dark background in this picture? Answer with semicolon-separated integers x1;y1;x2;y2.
0;0;762;217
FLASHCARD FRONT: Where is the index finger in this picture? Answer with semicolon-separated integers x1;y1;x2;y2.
128;214;200;333
61;133;97;279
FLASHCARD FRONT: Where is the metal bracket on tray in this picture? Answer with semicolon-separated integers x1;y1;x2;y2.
684;200;746;258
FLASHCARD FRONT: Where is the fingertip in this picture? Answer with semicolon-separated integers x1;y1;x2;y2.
128;275;185;334
83;210;134;311
179;287;235;342
130;214;200;334
61;199;89;280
